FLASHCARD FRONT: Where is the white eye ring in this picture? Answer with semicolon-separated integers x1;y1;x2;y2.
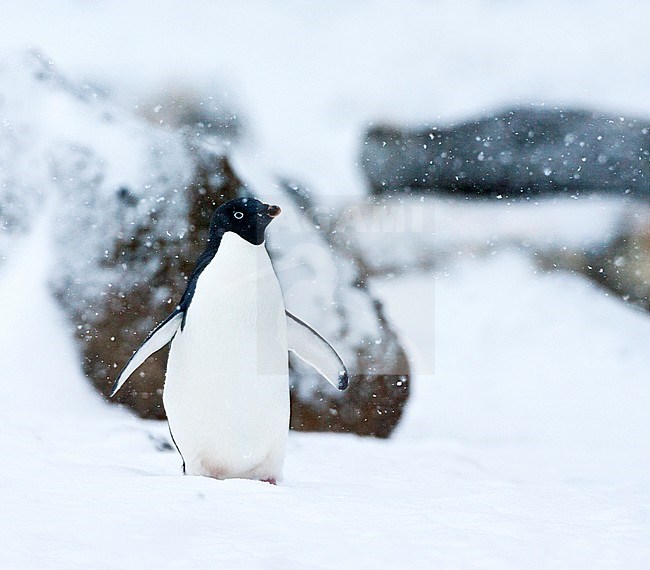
234;211;244;220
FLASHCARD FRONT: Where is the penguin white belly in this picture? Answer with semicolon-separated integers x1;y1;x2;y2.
163;232;289;481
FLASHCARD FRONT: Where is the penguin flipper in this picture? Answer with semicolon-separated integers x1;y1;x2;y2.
110;311;184;397
286;311;349;391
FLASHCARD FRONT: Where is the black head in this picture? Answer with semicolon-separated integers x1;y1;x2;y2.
209;197;281;245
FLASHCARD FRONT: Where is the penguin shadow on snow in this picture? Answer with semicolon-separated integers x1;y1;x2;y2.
111;197;349;485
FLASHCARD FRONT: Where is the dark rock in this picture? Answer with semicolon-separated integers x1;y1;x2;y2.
361;108;650;198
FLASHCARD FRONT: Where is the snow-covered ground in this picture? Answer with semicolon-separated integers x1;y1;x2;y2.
1;1;650;567
2;214;649;568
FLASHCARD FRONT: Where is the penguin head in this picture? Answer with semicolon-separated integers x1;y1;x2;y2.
209;197;281;245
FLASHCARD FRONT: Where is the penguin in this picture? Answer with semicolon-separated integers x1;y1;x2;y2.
111;197;348;483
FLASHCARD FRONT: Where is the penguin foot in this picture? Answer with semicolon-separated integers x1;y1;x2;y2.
261;478;277;485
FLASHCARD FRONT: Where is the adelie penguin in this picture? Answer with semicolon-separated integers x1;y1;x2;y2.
111;197;348;483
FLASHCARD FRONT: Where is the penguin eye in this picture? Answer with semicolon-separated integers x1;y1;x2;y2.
233;211;244;220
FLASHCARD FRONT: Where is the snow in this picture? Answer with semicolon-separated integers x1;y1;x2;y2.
1;216;649;567
335;194;644;274
1;1;650;567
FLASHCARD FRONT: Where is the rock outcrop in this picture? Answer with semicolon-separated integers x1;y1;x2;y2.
361;108;650;199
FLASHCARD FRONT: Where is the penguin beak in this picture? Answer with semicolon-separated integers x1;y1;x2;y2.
266;204;281;218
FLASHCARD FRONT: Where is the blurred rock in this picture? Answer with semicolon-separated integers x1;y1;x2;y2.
589;223;650;311
361;108;650;199
1;52;409;437
538;207;650;311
